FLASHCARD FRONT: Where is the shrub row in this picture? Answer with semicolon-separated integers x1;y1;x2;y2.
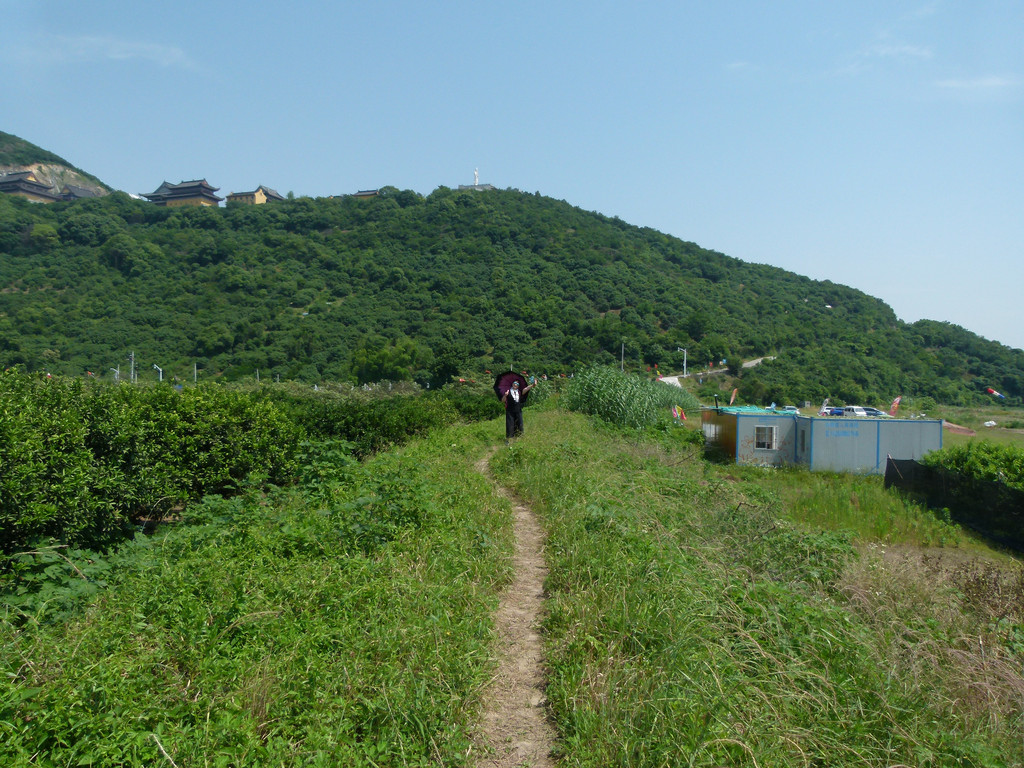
263;389;461;457
0;372;496;561
0;372;299;555
922;440;1024;491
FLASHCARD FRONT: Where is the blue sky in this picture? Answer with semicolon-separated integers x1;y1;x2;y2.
3;1;1022;351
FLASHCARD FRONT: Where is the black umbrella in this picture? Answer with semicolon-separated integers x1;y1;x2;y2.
494;371;529;403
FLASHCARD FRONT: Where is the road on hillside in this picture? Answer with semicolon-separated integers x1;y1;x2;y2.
658;356;775;386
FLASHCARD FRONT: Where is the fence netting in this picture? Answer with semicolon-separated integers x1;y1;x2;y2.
884;457;1024;551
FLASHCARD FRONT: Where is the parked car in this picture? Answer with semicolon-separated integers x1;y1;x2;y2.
861;407;891;417
827;407;844;416
781;405;799;414
843;406;868;418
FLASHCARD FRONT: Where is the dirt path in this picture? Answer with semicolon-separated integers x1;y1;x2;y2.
471;453;557;768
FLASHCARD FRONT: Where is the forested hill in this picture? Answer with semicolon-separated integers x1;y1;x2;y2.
0;185;1021;406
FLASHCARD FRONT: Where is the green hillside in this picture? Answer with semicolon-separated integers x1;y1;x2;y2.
0;131;110;192
0;186;1021;405
0;131;74;168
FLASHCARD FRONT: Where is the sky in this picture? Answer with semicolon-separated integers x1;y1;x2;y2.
3;1;1022;351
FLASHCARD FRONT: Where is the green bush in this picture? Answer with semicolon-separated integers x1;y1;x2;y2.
0;372;299;556
922;442;1024;491
431;385;504;422
267;388;458;457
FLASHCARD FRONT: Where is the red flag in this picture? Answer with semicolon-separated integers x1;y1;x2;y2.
889;396;902;416
729;388;738;405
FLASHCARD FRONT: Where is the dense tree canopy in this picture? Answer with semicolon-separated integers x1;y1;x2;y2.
0;186;1021;406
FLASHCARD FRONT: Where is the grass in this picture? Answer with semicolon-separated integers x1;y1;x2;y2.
724;465;971;549
3;402;1023;766
937;403;1024;449
492;409;1024;767
0;423;514;767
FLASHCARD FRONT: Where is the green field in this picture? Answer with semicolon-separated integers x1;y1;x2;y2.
2;393;1022;766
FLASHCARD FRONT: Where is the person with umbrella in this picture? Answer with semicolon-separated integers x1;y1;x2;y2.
495;372;536;441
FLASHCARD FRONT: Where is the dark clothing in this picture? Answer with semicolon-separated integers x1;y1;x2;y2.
505;387;524;438
505;400;524;438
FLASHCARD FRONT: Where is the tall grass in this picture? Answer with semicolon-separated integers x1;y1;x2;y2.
492;410;1024;766
562;365;699;428
724;466;971;548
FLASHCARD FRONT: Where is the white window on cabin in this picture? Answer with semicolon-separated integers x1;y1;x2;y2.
754;425;777;451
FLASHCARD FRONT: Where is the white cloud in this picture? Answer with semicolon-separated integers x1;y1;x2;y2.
47;34;198;70
935;75;1017;91
866;42;932;60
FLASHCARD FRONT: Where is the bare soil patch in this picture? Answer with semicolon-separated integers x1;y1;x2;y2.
943;420;977;436
470;453;556;768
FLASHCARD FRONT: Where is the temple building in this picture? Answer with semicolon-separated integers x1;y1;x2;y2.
143;179;224;207
225;185;285;205
59;184;101;202
0;171;58;203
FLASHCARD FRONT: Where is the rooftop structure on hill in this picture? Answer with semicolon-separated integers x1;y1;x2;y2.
458;167;496;192
59;184;101;202
0;171;58;203
143;179;223;207
225;185;285;205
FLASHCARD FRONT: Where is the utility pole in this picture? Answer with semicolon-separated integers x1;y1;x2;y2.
678;347;688;377
128;352;136;384
621;340;625;372
110;366;119;383
153;364;163;382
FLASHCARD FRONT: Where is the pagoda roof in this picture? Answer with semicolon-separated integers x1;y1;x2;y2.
60;184;100;201
0;171;59;200
227;184;285;201
143;179;223;203
256;185;285;200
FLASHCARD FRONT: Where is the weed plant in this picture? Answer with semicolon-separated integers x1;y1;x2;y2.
0;423;514;766
492;410;1024;766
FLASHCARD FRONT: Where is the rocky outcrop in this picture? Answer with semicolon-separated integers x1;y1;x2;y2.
0;162;109;198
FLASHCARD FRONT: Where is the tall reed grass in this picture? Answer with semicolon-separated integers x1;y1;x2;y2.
562;365;699;428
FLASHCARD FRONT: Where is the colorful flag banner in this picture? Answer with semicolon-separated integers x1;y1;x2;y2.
987;387;1006;399
889;396;902;416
